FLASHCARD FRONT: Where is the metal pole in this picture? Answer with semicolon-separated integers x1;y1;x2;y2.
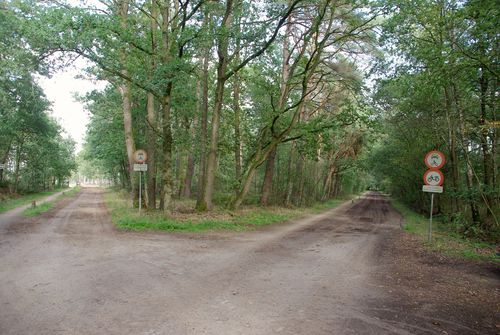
428;193;434;243
139;171;142;214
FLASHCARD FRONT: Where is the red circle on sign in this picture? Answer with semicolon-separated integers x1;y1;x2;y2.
134;149;148;163
423;169;444;186
424;151;445;169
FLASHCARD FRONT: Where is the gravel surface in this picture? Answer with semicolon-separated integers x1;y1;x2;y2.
0;189;497;335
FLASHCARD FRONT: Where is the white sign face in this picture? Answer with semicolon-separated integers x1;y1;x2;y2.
134;150;147;163
0;164;5;169
422;185;443;193
423;169;444;186
133;164;148;172
425;151;445;169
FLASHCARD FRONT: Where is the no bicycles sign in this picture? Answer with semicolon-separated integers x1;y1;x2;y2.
422;150;446;243
423;169;444;186
422;150;445;193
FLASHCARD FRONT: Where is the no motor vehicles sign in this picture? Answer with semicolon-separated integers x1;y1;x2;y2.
424;150;445;169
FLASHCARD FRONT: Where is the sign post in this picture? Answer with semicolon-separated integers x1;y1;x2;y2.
133;150;148;214
423;150;445;243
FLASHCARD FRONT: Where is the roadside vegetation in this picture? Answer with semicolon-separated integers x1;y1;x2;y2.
22;186;82;217
393;201;499;263
1;1;496;245
367;0;499;241
0;188;67;214
105;189;346;233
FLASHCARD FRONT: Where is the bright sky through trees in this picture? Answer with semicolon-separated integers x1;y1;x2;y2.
37;59;105;152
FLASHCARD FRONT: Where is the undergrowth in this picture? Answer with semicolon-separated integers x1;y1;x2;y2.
21;186;82;217
0;188;66;214
392;201;498;262
104;189;346;233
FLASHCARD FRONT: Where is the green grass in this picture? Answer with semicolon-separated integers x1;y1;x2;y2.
23;202;55;217
0;188;67;214
104;190;346;233
21;186;82;217
393;200;499;262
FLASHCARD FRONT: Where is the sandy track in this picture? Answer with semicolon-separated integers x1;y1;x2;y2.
1;189;490;335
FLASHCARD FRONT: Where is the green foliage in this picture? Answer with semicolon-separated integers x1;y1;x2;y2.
0;188;65;214
104;189;345;232
22;201;54;217
21;186;81;216
0;2;77;194
395;200;499;262
369;0;499;237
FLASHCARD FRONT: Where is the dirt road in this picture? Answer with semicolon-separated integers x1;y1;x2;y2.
0;189;497;335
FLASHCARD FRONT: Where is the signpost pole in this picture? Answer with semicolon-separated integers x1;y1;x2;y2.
428;193;434;243
139;171;142;215
133;149;148;215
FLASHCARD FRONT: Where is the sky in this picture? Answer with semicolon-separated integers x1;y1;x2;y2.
37;58;107;153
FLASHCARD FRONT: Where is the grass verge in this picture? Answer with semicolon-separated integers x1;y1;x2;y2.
23;202;55;217
0;188;67;214
21;186;82;217
104;189;346;233
392;201;498;262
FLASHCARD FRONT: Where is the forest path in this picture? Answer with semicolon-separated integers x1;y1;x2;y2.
0;189;496;334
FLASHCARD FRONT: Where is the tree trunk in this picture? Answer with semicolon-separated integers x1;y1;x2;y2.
180;116;196;198
259;15;292;206
453;85;481;224
145;0;158;209
160;91;173;213
231;163;258;209
120;79;136;205
181;152;195;198
260;147;276;206
198;0;234;211
479;68;493;218
444;86;460;213
233;14;242;187
294;153;304;206
13;140;23;193
285;143;295;206
145;93;156;209
233;73;242;185
117;0;137;206
0;138;12;183
196;14;211;209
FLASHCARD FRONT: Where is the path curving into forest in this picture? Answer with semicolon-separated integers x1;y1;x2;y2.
0;189;496;335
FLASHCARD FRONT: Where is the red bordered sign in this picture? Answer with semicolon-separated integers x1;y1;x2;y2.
134;149;148;164
424;150;445;169
423;169;444;186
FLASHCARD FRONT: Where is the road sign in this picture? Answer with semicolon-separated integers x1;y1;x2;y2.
134;149;148;163
423;151;446;243
0;164;5;169
423;169;444;186
422;185;443;193
133;164;148;171
424;150;445;169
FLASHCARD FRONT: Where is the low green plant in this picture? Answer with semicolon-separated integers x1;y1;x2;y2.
0;188;65;214
23;202;55;217
394;200;498;262
21;186;82;217
104;190;346;233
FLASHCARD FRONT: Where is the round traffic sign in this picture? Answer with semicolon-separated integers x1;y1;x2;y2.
424;169;444;186
424;150;445;169
134;149;147;163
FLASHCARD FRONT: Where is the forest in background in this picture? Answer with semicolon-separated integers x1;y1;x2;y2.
0;0;498;239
